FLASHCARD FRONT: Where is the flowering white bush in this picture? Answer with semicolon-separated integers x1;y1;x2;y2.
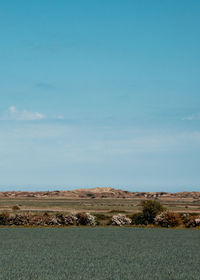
64;214;78;225
154;211;181;227
0;212;97;226
76;212;97;226
111;214;132;226
85;213;97;226
194;218;200;226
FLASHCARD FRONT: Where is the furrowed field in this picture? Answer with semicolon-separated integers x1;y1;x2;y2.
0;228;199;280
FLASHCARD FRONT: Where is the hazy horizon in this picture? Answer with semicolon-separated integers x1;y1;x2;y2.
0;184;200;193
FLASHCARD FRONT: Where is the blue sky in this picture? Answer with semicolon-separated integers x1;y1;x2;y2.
0;0;200;191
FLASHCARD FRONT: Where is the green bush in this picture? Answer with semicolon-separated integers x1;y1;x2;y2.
0;212;9;225
94;213;110;225
141;200;165;224
131;213;146;225
94;213;106;220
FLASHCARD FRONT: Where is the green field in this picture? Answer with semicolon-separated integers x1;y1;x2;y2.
0;228;199;280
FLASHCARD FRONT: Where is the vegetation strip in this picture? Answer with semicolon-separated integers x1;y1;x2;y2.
1;200;200;228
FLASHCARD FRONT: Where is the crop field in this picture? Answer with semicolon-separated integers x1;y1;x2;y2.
0;228;199;280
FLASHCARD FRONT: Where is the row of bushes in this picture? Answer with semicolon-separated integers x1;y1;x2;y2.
0;212;96;226
0;211;199;228
111;212;200;228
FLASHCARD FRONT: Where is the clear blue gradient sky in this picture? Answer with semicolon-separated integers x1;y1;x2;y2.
0;0;200;191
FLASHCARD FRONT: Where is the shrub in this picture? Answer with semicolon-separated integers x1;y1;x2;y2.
93;213;110;226
55;213;66;225
48;215;63;226
154;211;181;227
131;213;146;225
30;215;46;226
0;212;9;225
12;205;20;211
111;214;132;226
76;213;88;225
64;214;77;225
8;213;30;226
85;213;96;226
141;200;165;224
182;214;200;228
76;212;96;226
94;213;109;220
195;218;200;226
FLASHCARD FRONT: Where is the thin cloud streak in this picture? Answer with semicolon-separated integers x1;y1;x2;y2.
0;106;65;122
0;106;45;121
182;113;200;121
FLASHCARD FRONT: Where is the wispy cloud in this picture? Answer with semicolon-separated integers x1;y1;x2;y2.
0;106;66;121
0;106;45;121
182;113;200;121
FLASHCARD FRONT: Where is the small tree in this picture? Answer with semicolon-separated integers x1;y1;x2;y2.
131;213;145;225
141;200;164;224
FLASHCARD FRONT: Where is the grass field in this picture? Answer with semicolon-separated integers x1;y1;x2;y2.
0;228;199;280
1;197;200;215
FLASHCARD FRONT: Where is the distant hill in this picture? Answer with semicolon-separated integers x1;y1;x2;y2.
0;187;200;200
